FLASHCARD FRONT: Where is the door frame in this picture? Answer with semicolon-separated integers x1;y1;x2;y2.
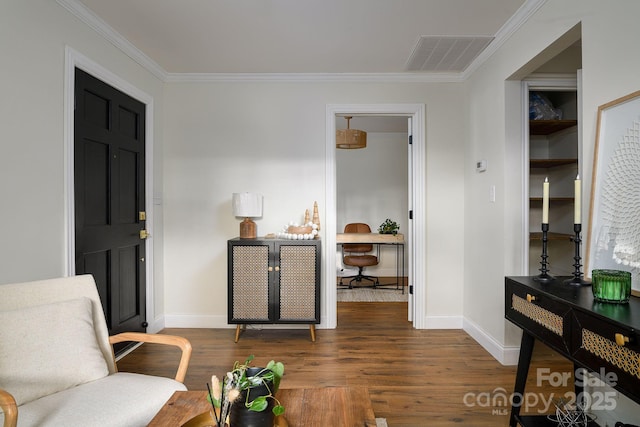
63;46;158;330
325;104;426;329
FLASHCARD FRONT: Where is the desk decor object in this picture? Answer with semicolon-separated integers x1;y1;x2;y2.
378;218;399;235
276;202;321;240
546;398;591;427
586;90;640;295
591;269;632;303
535;178;554;283
565;175;589;286
206;355;285;427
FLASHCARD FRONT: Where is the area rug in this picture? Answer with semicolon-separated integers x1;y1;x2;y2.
337;287;408;302
376;418;388;427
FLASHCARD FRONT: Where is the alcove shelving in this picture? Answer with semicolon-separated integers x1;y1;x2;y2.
528;90;578;276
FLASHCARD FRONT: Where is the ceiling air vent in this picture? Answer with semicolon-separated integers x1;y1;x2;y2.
405;36;494;72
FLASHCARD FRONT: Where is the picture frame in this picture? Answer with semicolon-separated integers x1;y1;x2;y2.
585;90;640;296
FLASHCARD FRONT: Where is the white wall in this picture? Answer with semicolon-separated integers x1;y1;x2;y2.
337;131;408;276
162;82;465;328
0;1;167;323
463;0;640;368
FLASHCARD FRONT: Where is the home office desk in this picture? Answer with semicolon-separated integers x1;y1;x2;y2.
336;233;405;293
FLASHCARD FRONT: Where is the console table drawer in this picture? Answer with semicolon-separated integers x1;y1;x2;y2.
572;310;640;402
506;279;571;353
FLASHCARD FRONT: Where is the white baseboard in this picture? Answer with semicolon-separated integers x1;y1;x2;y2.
147;316;165;334
424;315;463;329
463;317;520;365
164;314;232;328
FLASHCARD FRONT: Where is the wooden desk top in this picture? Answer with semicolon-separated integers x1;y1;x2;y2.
337;233;404;244
148;387;376;427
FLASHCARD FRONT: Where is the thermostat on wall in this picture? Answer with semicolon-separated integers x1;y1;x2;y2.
476;159;487;173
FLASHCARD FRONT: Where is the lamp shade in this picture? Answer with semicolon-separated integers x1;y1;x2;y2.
232;193;263;218
336;129;367;149
336;116;366;149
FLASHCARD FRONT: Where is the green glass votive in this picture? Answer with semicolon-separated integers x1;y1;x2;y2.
591;269;632;303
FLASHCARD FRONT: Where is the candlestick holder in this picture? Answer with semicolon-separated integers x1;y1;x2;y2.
534;223;554;283
564;223;590;286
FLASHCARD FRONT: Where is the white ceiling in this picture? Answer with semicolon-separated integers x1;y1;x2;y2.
72;0;530;75
67;0;537;132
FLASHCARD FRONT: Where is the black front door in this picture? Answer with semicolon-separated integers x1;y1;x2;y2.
74;68;147;337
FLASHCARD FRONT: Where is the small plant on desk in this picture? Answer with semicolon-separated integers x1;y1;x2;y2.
378;219;399;235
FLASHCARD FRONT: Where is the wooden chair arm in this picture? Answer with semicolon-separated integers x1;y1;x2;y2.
109;332;192;383
0;388;18;427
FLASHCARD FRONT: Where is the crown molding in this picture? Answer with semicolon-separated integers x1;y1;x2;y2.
164;72;465;83
462;0;547;79
58;0;544;84
56;0;168;81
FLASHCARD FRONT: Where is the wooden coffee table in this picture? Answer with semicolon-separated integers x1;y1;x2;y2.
148;387;377;427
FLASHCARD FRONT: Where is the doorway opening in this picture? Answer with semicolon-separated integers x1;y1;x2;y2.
335;116;408;303
324;104;426;330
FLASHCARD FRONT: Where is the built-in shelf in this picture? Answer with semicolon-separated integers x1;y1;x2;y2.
529;119;578;135
530;231;572;241
529;197;574;202
530;158;578;168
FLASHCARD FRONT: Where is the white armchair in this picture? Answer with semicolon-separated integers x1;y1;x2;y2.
0;275;192;427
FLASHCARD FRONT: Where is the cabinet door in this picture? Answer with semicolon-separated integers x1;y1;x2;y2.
228;242;271;323
276;242;320;323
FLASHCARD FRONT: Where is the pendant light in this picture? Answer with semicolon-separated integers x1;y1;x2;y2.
336;116;366;149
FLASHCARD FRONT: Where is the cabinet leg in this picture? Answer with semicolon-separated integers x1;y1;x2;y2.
309;324;316;342
234;325;244;343
509;332;535;427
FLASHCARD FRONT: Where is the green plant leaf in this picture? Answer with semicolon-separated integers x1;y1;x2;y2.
273;405;285;416
248;396;268;412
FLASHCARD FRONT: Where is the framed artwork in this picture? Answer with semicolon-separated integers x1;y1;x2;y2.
586;90;640;296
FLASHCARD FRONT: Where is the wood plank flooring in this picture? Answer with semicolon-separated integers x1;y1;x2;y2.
118;302;573;426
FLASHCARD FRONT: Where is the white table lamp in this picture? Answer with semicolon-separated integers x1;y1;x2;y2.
232;193;263;239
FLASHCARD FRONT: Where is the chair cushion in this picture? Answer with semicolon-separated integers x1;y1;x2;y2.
9;373;187;427
344;255;378;267
0;297;109;406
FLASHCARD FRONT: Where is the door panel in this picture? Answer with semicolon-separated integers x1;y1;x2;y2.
74;68;146;337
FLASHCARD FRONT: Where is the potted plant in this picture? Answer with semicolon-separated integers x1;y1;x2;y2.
378;219;399;235
208;355;285;427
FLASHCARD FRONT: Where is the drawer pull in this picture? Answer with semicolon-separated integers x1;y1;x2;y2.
268;266;273;272
615;333;630;346
526;294;537;303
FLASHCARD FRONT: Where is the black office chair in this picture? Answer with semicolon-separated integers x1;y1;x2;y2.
340;223;379;288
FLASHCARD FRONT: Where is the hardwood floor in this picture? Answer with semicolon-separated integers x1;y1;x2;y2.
118;302;573;426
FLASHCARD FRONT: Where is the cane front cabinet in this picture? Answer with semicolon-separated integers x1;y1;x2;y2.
227;238;321;342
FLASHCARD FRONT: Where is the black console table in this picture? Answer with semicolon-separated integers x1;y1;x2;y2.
505;276;640;426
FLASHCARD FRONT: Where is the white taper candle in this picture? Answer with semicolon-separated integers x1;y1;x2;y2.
574;175;581;224
542;177;549;224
